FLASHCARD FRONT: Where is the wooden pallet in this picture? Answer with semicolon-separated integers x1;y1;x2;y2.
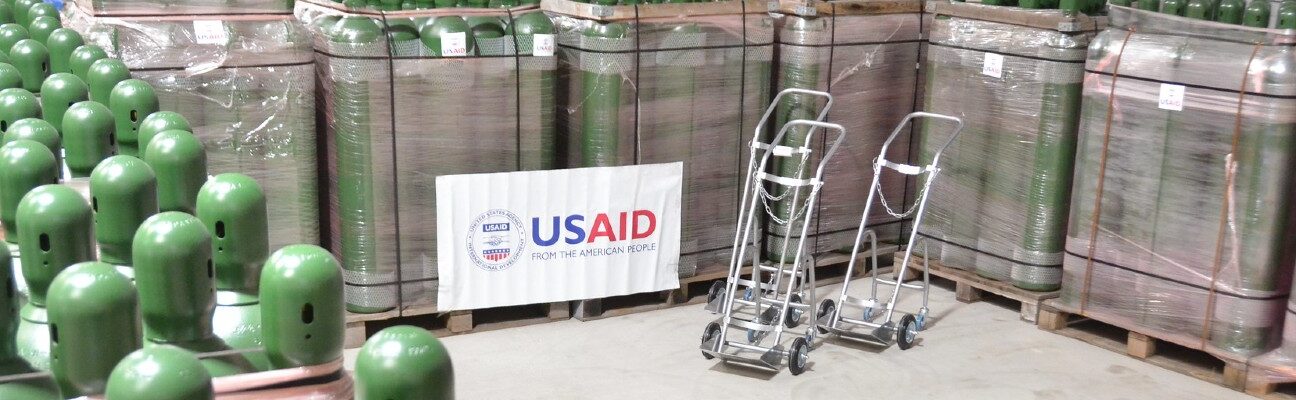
1245;360;1296;398
1036;299;1293;397
900;253;1059;323
343;302;570;348
572;245;899;321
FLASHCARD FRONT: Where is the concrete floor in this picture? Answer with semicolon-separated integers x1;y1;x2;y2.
344;277;1251;399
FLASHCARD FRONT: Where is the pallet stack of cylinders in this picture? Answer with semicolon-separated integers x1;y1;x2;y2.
764;0;923;264
544;0;773;279
917;1;1099;292
63;3;319;255
297;0;558;313
1058;4;1296;359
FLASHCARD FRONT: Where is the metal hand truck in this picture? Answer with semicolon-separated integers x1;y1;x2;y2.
699;88;844;375
815;112;963;350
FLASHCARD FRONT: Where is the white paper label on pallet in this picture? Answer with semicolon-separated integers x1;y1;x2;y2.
1158;83;1185;111
193;20;228;45
442;32;468;57
436;163;683;311
982;52;1004;78
533;34;555;57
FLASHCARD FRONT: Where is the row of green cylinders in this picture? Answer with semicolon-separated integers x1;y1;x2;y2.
0;3;454;399
329;0;536;11
1120;0;1296;27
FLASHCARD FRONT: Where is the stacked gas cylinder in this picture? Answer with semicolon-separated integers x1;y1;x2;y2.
0;1;456;399
1057;1;1296;362
299;0;557;314
544;0;774;279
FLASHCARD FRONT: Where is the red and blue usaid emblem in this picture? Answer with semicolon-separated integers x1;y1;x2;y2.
466;209;526;271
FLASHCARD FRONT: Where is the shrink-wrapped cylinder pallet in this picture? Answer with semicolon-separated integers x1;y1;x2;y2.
766;4;922;263
547;0;773;279
918;6;1094;292
66;7;320;262
298;0;556;313
1060;5;1296;359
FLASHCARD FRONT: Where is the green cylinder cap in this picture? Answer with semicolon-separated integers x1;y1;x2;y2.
1279;1;1296;28
1160;0;1186;15
9;0;33;26
105;345;214;400
0;87;38;134
108;79;159;157
45;28;81;74
1216;0;1245;24
25;2;54;22
4;118;62;169
137;111;191;153
62;100;116;178
419;16;476;57
87;58;130;104
27;15;55;44
143;129;207;214
354;325;454;400
508;11;555;36
133;211;215;344
330;16;383;44
47;261;142;397
91;155;159;266
386;18;419;42
467;17;505;40
40;72;89;133
0;3;11;26
196;173;268;294
0;23;28;55
260;245;344;369
9;39;47;92
1184;0;1215;19
68;45;107;82
16;184;94;306
0;62;20;89
0;139;58;243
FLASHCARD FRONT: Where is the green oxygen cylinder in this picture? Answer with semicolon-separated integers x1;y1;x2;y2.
0;22;26;54
45;29;81;75
133;212;256;377
1216;0;1245;23
143;130;207;215
0;87;39;134
420;16;477;56
137;111;191;153
105;346;213;400
1279;1;1296;27
4;118;61;172
1242;0;1271;27
0;63;19;89
0;3;11;25
26;15;54;45
1018;0;1057;8
260;244;344;369
197;173;270;371
1185;0;1216;19
0;238;14;359
1161;0;1187;15
468;17;505;40
47;261;141;397
354;326;453;400
386;18;419;42
62;101;115;178
768;16;821;262
579;22;628;167
40;73;89;134
509;11;556;170
981;0;1017;5
108;79;160;157
86;58;130;104
23;2;52;24
15;184;94;371
1136;0;1159;10
68;45;107;83
91;155;158;267
1110;0;1132;6
329;16;390;313
9;39;46;93
0;139;58;248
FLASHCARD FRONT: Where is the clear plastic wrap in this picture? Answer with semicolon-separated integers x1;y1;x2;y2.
1059;5;1296;359
81;0;294;17
918;7;1094;292
548;0;773;278
65;8;320;260
298;0;556;312
766;4;922;263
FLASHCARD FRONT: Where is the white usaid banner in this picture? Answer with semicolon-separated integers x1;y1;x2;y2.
436;162;683;311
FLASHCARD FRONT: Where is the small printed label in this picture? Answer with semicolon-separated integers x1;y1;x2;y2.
533;34;555;57
442;32;468;57
1158;83;1185;111
193;20;228;45
982;52;1004;78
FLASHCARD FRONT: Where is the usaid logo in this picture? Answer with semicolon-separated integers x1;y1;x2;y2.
467;209;526;271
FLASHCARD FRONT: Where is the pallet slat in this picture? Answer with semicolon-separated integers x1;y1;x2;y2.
901;253;1059;323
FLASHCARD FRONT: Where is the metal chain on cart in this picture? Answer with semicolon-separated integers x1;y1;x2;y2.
874;156;939;220
756;153;814;226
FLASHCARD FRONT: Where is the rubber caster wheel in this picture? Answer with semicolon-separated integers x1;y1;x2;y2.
706;281;724;304
701;322;721;360
898;314;919;350
743;287;754;301
788;336;809;376
863;306;874;322
784;293;804;328
915;312;927;331
815;299;835;334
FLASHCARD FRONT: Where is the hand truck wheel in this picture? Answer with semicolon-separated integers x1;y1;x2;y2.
897;314;919;350
784;293;804;328
701;322;721;360
815;299;835;334
863;306;874;322
743;287;754;301
706;281;724;304
788;336;810;376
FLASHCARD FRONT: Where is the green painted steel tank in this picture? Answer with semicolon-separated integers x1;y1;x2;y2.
0;139;58;248
143;129;207;215
1242;0;1271;27
420;16;476;56
508;11;556;170
0;87;38;134
86;58;130;105
261;244;344;369
15;184;94;371
62;101;116;178
1185;0;1216;19
198;173;270;371
579;22;627;167
39;72;90;135
67;45;107;83
9;39;46;92
354;325;453;400
105;346;213;400
47;261;141;397
1161;0;1187;15
91;155;158;266
44;28;81;75
108;79;159;157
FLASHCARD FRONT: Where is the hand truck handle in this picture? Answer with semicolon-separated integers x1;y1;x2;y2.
753;88;834;143
878;112;964;167
775;119;846;177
